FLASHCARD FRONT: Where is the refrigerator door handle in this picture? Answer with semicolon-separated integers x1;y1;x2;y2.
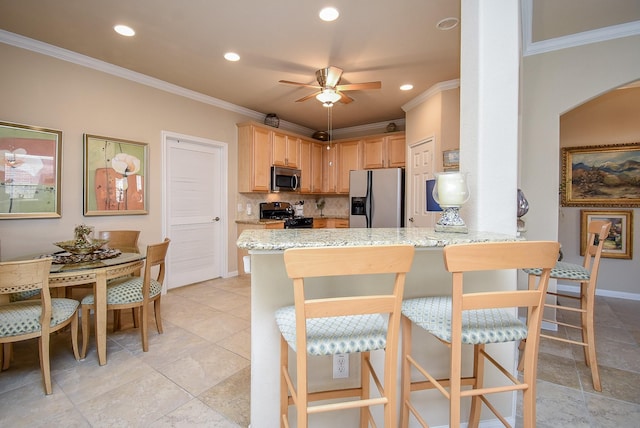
366;170;373;228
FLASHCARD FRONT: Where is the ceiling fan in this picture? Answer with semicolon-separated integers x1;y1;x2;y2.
279;66;381;106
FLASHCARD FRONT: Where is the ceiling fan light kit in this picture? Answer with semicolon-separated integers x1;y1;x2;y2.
279;66;381;106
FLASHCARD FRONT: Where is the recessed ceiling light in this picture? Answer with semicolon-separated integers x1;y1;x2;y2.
224;52;240;62
400;84;414;91
114;24;135;37
319;7;339;22
436;17;459;31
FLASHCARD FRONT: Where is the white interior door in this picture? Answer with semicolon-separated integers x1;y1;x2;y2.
163;132;227;290
407;138;436;227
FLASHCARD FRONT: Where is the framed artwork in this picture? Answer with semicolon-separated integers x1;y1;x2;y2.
443;149;459;170
561;143;640;207
580;209;633;259
83;134;148;216
0;121;62;219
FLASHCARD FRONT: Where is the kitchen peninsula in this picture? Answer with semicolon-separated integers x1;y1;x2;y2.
237;227;521;428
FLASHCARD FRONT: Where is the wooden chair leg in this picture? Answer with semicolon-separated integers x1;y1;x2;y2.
154;299;163;333
71;311;80;360
360;352;370;428
468;345;484;428
2;343;12;371
132;308;139;328
81;306;91;359
400;315;412;428
280;336;289;428
39;333;52;395
141;303;149;352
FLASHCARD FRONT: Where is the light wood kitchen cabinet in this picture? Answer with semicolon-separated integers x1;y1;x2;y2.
336;139;362;194
312;218;327;228
237;222;283;275
237;123;272;192
322;145;337;193
300;139;324;193
272;131;299;168
362;133;406;169
326;218;349;228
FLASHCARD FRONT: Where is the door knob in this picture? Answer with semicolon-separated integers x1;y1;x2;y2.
213;217;220;222
408;217;414;222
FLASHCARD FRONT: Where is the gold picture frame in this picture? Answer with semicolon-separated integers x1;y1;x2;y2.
0;121;62;219
83;134;148;216
580;209;633;259
562;143;640;207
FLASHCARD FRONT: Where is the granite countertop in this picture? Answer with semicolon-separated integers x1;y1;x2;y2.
237;227;518;251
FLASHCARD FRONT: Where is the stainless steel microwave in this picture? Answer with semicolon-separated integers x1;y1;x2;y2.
271;166;301;192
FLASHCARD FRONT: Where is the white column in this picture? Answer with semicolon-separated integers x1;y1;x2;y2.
460;0;520;234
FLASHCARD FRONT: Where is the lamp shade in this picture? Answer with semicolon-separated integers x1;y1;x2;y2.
316;89;341;105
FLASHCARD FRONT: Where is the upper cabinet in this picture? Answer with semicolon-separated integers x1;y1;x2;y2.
362;133;406;169
237;121;404;195
238;123;272;192
272;131;300;168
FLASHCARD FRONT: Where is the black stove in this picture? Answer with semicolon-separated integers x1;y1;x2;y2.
259;202;313;229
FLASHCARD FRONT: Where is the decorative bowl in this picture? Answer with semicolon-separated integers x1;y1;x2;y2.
54;239;109;255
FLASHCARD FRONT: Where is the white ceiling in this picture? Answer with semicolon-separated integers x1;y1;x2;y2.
1;0;639;133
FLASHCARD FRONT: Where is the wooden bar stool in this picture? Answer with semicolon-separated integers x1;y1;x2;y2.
521;220;611;392
400;241;559;427
276;245;414;428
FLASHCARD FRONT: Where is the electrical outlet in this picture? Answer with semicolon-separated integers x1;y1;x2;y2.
333;353;349;379
237;203;243;212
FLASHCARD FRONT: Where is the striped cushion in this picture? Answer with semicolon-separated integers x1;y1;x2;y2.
275;305;388;356
81;277;162;306
523;261;590;280
402;296;528;345
0;298;79;337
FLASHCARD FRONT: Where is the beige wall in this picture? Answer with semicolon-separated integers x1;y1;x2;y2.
521;35;640;296
405;86;460;167
0;43;254;274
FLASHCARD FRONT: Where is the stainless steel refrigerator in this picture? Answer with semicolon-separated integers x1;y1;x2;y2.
349;168;404;228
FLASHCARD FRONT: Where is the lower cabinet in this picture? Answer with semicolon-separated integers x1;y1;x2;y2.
313;218;349;228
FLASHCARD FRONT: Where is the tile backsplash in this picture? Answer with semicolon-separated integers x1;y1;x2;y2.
236;194;349;220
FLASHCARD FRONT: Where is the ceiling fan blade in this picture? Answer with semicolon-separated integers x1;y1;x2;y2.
336;81;382;91
295;91;321;103
316;66;343;88
279;80;322;89
338;92;354;104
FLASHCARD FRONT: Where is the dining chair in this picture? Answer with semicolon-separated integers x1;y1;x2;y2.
0;258;80;394
80;238;170;357
400;241;559;428
97;230;141;329
276;245;415;428
520;220;611;392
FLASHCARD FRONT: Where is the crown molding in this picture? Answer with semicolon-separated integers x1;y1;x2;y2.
401;79;460;113
520;1;640;57
0;29;265;120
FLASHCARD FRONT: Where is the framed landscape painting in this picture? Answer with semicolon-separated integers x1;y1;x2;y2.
561;143;640;207
84;134;148;216
0;121;62;219
580;209;633;259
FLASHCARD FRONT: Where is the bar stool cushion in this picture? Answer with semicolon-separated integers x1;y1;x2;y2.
402;296;528;345
0;299;80;337
80;277;162;306
275;306;387;356
523;261;590;280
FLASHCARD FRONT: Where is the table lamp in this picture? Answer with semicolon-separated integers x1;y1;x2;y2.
432;171;470;233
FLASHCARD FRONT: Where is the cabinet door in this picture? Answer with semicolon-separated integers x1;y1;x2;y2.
386;134;406;168
273;132;299;168
310;141;324;192
336;140;361;194
322;145;337;193
299;139;312;193
362;137;386;169
238;124;271;192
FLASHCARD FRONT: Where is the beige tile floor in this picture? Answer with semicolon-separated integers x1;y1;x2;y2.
1;275;639;427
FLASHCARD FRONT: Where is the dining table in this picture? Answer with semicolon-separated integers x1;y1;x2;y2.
46;251;145;365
